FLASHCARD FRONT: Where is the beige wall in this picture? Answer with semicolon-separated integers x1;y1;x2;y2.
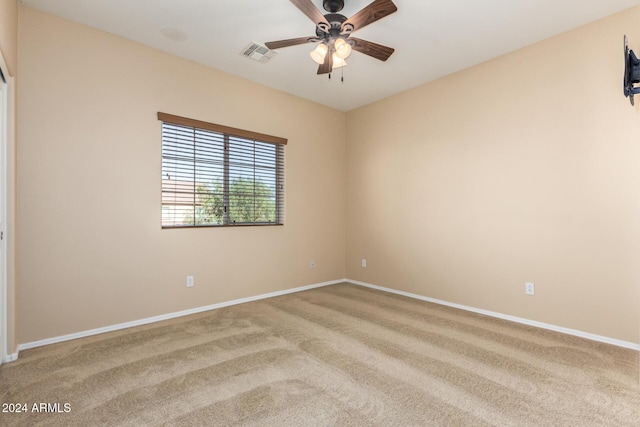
0;0;18;76
16;7;346;344
347;7;640;344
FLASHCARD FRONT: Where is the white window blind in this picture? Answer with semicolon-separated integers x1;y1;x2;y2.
159;113;285;228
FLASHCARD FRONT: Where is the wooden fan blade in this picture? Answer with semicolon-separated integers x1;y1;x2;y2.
290;0;330;27
265;37;314;50
317;51;333;74
342;0;397;32
350;37;394;61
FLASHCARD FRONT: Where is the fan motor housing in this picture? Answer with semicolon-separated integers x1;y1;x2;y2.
325;13;347;27
316;13;348;37
323;0;345;13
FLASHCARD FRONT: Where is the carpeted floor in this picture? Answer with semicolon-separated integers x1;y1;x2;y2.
1;282;639;426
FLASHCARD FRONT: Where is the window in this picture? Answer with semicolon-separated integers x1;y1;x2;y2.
159;113;285;228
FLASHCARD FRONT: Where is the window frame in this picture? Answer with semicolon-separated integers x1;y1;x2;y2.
158;112;286;229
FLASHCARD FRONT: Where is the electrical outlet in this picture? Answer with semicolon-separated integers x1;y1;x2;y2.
187;276;194;288
310;259;315;269
525;282;535;295
361;259;367;268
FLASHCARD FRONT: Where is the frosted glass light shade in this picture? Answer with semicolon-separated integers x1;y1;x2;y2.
334;38;352;59
310;43;328;64
331;54;347;69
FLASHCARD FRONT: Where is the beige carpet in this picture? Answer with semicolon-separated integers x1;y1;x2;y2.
1;282;639;426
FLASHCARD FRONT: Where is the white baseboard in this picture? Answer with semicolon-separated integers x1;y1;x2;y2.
3;352;18;363
13;278;639;360
347;279;640;351
16;279;345;354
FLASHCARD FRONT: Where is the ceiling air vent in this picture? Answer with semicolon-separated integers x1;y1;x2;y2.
240;42;277;64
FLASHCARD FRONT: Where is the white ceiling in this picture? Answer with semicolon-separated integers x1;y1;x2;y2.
21;0;640;111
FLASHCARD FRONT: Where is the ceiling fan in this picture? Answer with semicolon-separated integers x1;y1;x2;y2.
265;0;397;75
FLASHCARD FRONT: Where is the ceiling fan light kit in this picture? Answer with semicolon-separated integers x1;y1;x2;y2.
310;39;351;67
265;0;397;76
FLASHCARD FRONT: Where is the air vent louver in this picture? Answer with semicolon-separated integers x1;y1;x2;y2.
240;42;277;63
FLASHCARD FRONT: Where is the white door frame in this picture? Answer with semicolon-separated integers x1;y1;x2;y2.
0;53;10;364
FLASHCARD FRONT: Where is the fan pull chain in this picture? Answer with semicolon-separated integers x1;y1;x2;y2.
326;71;344;83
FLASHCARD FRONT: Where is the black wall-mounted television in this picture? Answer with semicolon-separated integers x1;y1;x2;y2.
623;35;640;105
